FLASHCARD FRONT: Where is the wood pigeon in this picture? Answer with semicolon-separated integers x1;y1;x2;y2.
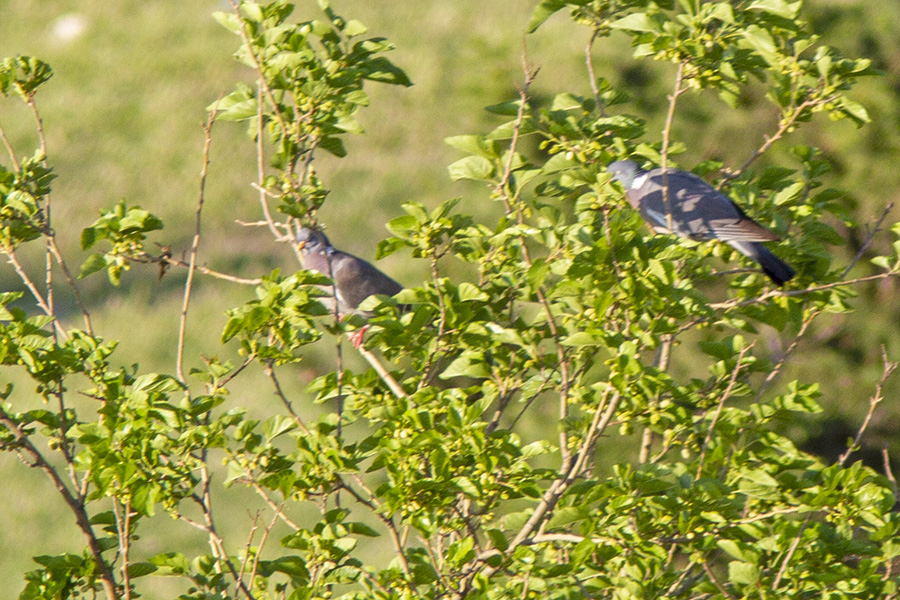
607;160;795;285
296;226;403;347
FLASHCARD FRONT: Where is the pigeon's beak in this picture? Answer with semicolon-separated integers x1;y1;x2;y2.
296;240;306;250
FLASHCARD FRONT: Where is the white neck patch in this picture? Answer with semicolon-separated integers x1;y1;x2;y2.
630;172;648;189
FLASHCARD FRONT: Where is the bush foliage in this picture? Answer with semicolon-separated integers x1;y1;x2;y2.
1;1;899;599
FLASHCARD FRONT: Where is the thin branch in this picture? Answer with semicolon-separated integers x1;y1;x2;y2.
115;498;134;600
710;270;900;310
703;560;736;600
418;254;450;391
0;407;118;600
264;362;311;434
772;519;808;590
838;347;897;467
229;0;290;137
341;482;417;591
247;508;281;590
883;449;899;503
357;346;407;399
0;120;21;170
255;81;283;240
726;96;822;182
237;511;262;589
497;59;575;473
136;253;262;285
696;343;753;478
45;237;54;329
4;244;69;340
640;335;673;463
219;355;255;389
584;30;606;117
509;388;621;550
842;202;894;278
46;237;94;334
754;309;819;402
176;109;217;383
248;478;301;531
660;61;687;232
189;464;258;600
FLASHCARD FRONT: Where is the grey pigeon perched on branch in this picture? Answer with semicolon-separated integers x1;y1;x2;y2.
296;226;403;347
607;160;795;285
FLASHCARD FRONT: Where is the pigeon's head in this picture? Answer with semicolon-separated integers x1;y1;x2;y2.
296;227;333;255
607;160;643;189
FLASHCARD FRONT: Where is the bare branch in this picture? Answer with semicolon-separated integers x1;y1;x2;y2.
883;449;899;503
0;120;21;170
838;347;897;467
660;61;687;232
842;202;895;278
584;30;606;117
772;519;809;590
357;346;407;399
264;362;311;434
754;309;819;402
135;252;262;285
710;270;900;311
703;560;737;599
726;96;824;182
46;237;94;334
4;244;68;340
255;81;284;240
176;109;217;383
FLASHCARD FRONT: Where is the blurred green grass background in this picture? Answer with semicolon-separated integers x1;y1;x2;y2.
1;0;899;596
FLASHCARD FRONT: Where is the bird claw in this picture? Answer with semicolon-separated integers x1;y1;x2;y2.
349;325;369;349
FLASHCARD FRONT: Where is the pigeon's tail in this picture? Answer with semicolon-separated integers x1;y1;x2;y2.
728;241;796;286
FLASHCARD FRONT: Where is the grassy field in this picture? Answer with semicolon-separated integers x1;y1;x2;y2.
1;0;899;596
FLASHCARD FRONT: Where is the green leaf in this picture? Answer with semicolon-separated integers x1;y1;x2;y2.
741;25;780;66
706;2;735;24
344;19;368;37
448;537;476;566
319;136;347;158
748;0;801;19
440;352;490;379
212;11;241;33
486;529;509;551
386;215;418;237
718;539;748;561
561;331;598;346
126;562;158;578
445;135;498;159
240;2;264;22
78;254;109;279
527;0;569;33
484;100;522;116
447;156;495;181
728;560;760;586
457;282;488;302
610;12;659;33
361;57;412;87
838;97;870;125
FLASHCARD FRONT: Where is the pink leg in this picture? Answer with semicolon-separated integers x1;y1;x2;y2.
349;325;370;349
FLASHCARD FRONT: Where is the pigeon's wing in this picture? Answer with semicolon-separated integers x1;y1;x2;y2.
634;170;779;242
330;252;403;311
